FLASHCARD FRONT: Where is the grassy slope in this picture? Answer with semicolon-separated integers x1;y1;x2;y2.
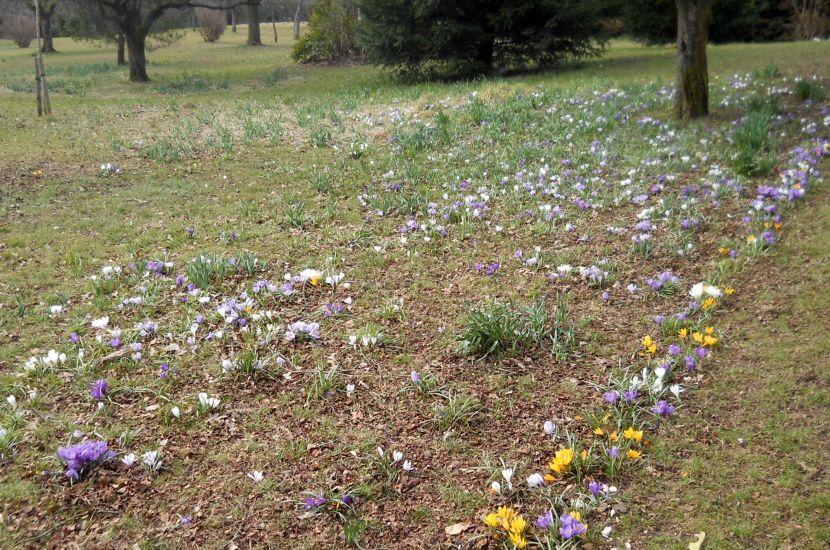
1;28;829;549
620;183;830;548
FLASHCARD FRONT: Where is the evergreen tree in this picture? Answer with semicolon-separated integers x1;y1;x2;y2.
355;0;608;76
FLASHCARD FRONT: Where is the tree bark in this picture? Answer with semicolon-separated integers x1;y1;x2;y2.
117;33;126;65
231;8;237;32
125;30;149;82
675;0;710;119
271;1;277;43
40;12;55;53
247;2;262;45
293;0;303;40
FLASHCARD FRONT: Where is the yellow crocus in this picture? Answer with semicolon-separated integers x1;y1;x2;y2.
725;287;735;296
679;328;688;338
705;326;715;335
510;515;526;535
692;331;704;344
593;427;605;437
703;335;718;347
484;513;500;528
610;431;619;443
628;449;642;460
549;448;574;476
623;427;643;442
508;532;528;549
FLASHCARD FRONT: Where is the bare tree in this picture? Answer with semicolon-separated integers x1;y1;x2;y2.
293;0;302;39
789;0;830;39
84;0;255;82
675;0;710;119
2;14;36;48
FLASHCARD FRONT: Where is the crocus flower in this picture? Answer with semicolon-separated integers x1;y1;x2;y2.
588;480;602;495
535;510;553;529
559;512;587;539
527;472;545;487
410;371;421;384
603;390;619;404
651;400;676;418
248;471;264;483
304;495;327;511
90;379;108;401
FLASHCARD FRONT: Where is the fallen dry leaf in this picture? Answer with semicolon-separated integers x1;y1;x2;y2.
444;522;473;536
688;531;706;550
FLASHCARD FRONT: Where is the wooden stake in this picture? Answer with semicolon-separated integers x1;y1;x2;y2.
33;0;51;116
38;57;51;114
34;58;43;116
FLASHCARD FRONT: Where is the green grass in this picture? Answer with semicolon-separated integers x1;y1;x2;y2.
618;188;830;549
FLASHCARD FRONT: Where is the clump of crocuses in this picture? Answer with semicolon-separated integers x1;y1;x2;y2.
57;440;113;480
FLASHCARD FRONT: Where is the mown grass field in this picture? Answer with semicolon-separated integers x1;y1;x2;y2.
1;24;829;549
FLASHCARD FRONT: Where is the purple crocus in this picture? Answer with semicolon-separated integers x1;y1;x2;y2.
410;371;421;384
57;440;111;480
588;480;602;496
109;337;122;349
304;495;328;511
651;400;676;418
684;355;696;372
70;332;80;344
607;446;620;458
668;344;682;356
90;379;108;401
535;510;553;529
622;389;639;402
559;513;587;539
603;390;619;404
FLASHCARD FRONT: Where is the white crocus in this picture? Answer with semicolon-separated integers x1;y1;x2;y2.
50;305;63;315
248;471;265;483
392;450;403;463
198;392;220;410
527;472;545;488
689;282;705;301
142;450;162;471
91;316;109;330
669;384;683;400
490;481;502;494
171;406;181;419
6;395;16;409
501;468;513;490
122;453;136;467
402;459;413;472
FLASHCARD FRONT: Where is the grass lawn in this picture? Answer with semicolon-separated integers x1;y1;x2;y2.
0;25;828;549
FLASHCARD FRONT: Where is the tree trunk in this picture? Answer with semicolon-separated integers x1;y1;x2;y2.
247;2;262;45
293;0;303;40
675;0;710;119
125;31;149;82
40;13;55;53
117;33;126;65
231;8;237;32
271;2;278;43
